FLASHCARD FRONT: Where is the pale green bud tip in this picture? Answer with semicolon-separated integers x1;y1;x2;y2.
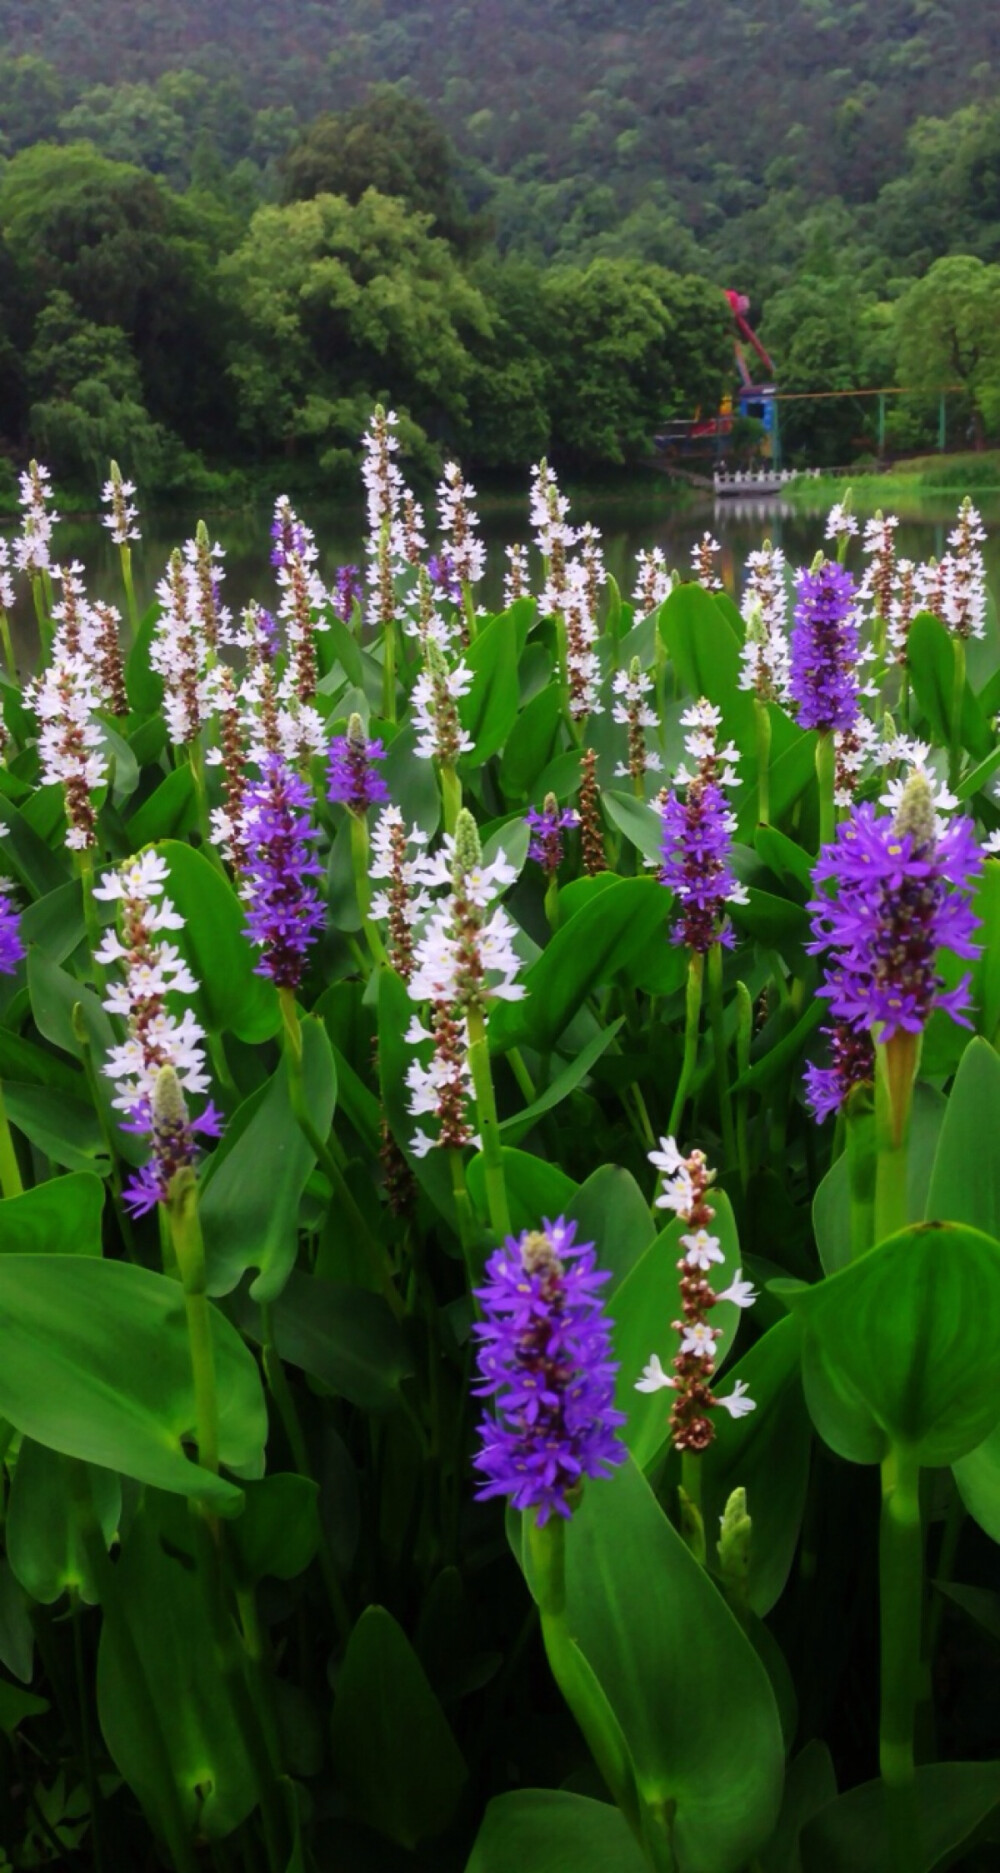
196;518;209;547
717;1485;752;1581
347;712;365;747
453;807;482;876
152;1063;188;1132
110;459;122;484
892;770;935;849
543;791;559;817
744;595;765;643
809;550;826;576
629;655;641;680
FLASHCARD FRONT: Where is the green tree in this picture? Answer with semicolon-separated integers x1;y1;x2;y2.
535;260;730;464
219;188;491;471
25;290;168;484
895;254;1000;444
0;56;65;155
0;142;233;450
281;87;479;250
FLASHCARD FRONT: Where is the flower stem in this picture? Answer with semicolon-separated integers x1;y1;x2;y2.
846;1095;877;1259
76;847;103;978
0;607;15;680
707;942;736;1170
667;951;705;1141
816;729;836;850
31;575;51;665
679;1453;706;1565
439;761;462;835
949;635;966;790
879;1444;923;1872
755;697;771;826
120;544;139;643
0;1079;23;1198
348;811;387;965
166;1167;219;1479
874;1032;917;1244
467;1004;510;1239
527;1511;643;1843
735;980;752;1193
448;1147;481;1279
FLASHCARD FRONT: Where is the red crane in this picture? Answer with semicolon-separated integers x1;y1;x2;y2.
724;289;775;390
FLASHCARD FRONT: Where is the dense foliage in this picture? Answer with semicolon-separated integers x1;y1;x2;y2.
1;444;1000;1869
3;3;1000;486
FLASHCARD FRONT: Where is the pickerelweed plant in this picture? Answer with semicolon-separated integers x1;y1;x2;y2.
2;455;1000;1873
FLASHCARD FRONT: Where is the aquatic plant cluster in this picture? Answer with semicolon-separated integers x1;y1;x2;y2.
0;437;999;1873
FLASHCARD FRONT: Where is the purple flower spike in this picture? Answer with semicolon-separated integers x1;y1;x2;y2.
526;794;578;879
472;1217;627;1524
789;562;860;732
327;715;390;814
333;564;363;622
428;551;461;602
270;506;308;570
123;1099;225;1218
242;753;326;989
0;885;24;976
807;774;982;1043
803;1024;875;1123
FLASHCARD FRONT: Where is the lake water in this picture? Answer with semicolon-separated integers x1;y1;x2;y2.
5;482;1000;660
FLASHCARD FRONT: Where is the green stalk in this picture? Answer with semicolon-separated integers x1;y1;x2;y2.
679;1452;706;1565
507;1047;537;1105
815;729;836;850
120;543;139;642
349;810;387;965
527;1512;643;1844
77;847;103;977
461;582;478;644
706;942;736;1171
72;1004;138;1261
466;1003;510;1239
448;1147;481;1286
543;874;560;930
949;635;966;791
735;980;752;1194
845;1091;877;1259
879;1445;923;1872
31;574;51;664
279;989;402;1318
0;1078;23;1198
666;951;704;1141
166;1167;219;1479
874;1032;917;1245
0;607;15;680
439;761;462;835
754;697;771;826
188;740;218;860
381;521;397;723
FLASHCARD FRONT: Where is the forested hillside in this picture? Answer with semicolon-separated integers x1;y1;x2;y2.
1;0;1000;491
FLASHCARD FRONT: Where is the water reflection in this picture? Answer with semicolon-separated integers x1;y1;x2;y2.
3;484;999;663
